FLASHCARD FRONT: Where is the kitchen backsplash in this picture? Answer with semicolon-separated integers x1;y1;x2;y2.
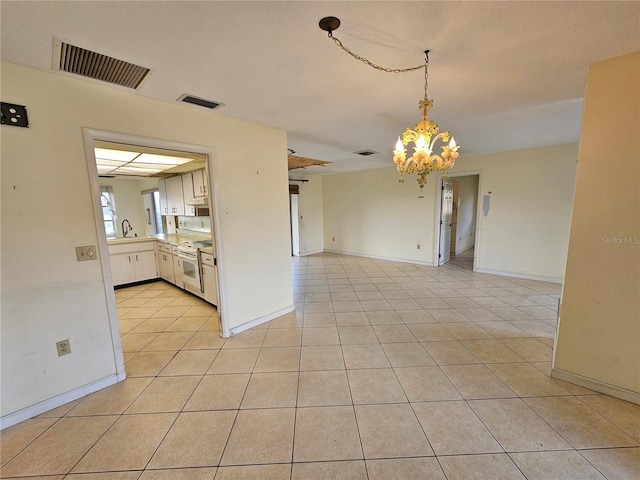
177;215;211;233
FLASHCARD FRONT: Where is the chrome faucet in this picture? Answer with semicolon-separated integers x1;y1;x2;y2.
122;219;132;238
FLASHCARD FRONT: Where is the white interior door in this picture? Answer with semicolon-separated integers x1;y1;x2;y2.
439;178;454;265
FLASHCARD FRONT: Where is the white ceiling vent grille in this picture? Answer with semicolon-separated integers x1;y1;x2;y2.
53;38;150;89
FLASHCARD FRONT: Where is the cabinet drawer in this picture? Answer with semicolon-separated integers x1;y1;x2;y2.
171;245;180;255
201;252;215;267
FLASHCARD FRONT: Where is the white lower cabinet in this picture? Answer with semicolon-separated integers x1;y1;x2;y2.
201;252;218;306
158;245;175;284
173;249;184;289
108;242;157;287
109;240;218;307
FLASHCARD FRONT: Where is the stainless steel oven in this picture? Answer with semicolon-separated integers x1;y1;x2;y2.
177;245;202;293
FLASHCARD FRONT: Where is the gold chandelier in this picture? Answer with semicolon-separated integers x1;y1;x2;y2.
393;51;459;193
319;17;460;195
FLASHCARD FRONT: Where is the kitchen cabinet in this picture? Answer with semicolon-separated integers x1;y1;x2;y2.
172;245;184;288
165;175;185;216
158;243;175;284
158;179;168;215
192;169;208;197
108;241;157;286
201;252;218;306
182;173;196;217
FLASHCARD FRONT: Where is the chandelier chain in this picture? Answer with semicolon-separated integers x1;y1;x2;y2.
329;34;425;74
424;52;429;100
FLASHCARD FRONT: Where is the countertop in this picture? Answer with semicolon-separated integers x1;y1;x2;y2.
107;233;214;249
107;236;160;245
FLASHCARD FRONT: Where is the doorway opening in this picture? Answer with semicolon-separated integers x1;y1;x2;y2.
435;173;481;269
82;128;229;380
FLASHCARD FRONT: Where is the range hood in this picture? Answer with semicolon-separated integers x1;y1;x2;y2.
185;196;209;206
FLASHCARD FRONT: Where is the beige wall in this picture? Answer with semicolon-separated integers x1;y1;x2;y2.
553;53;640;400
321;143;578;278
322;167;439;264
452;144;578;280
0;62;292;421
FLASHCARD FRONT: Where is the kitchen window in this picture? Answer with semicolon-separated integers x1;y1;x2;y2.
100;186;118;239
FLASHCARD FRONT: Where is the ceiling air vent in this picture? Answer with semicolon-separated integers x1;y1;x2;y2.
354;149;379;156
178;94;224;110
53;37;151;89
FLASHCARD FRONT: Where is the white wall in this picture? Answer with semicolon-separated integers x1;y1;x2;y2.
455;175;478;254
295;175;324;255
321;143;578;278
323;167;439;264
449;144;578;280
0;62;292;421
553;52;640;401
99;177;155;238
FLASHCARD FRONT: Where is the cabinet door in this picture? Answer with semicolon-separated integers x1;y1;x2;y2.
110;253;136;286
182;173;195;216
133;250;158;282
158;179;168;215
202;263;218;306
159;252;175;283
166;176;185;216
202;169;208;196
173;254;184;288
192;169;207;197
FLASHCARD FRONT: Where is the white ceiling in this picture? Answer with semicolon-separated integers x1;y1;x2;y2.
2;1;638;175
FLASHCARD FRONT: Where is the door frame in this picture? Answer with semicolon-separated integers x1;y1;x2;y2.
433;170;483;270
290;194;300;256
82;129;230;376
438;177;454;266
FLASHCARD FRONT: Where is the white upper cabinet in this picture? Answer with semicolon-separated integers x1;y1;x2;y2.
165;175;184;216
182;173;196;216
192;169;208;197
158;179;168;215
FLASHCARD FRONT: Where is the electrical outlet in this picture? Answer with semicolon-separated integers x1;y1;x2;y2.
56;339;71;357
75;245;97;261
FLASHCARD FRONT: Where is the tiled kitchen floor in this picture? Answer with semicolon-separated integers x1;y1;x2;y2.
2;253;639;479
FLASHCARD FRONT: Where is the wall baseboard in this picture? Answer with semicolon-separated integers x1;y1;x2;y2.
229;304;295;336
323;249;435;267
455;245;474;256
299;249;323;257
475;268;563;284
551;368;640;405
0;372;125;430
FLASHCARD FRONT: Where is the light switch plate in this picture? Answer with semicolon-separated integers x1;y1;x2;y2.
76;245;97;261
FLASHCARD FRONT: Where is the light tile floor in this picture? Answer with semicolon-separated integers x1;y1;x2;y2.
2;253;639;479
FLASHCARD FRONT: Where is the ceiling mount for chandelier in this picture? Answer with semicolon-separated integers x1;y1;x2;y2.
319;16;460;196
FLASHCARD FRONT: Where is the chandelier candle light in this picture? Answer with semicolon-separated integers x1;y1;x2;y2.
319;17;460;195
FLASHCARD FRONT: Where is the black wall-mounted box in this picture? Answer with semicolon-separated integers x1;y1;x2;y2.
1;102;29;127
